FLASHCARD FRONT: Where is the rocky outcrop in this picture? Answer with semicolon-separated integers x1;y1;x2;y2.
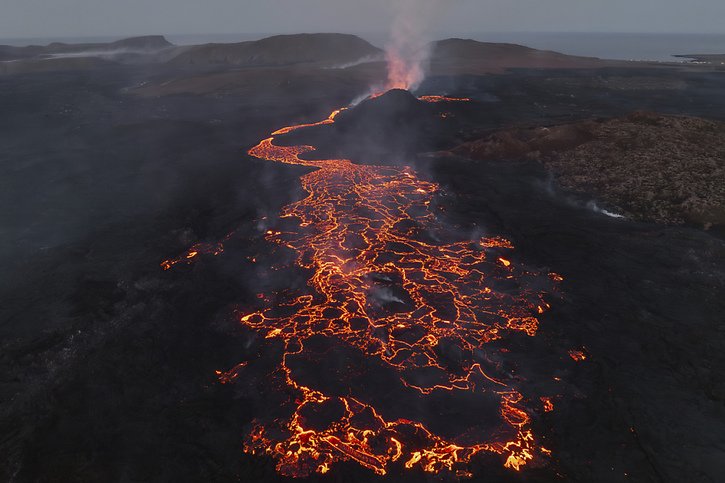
453;112;725;226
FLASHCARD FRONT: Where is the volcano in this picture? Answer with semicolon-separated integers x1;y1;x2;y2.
281;89;455;163
3;30;725;483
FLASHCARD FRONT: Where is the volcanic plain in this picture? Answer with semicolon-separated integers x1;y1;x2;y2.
1;33;724;482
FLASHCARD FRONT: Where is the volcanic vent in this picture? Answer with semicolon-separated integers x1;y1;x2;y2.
283;89;453;163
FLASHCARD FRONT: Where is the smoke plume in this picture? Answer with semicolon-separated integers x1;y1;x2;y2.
385;0;444;91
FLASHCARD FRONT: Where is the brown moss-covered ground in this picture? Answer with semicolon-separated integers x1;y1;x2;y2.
452;112;725;227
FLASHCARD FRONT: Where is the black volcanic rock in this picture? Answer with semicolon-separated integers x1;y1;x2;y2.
2;41;725;483
281;89;470;163
167;33;381;67
453;112;725;226
337;89;431;131
317;89;450;162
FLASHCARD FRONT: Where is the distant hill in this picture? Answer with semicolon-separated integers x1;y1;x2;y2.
41;35;173;53
0;35;178;74
433;38;585;60
103;35;173;51
430;38;612;75
0;35;173;61
167;33;382;67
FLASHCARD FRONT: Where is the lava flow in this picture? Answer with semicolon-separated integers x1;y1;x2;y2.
163;93;562;478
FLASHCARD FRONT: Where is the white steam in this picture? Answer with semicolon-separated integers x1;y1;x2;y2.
586;201;626;219
372;287;405;305
385;0;444;91
325;53;385;70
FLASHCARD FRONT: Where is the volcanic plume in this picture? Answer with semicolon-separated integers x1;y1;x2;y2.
385;0;444;90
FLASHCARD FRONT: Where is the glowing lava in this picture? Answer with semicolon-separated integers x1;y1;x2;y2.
163;93;563;477
568;349;587;362
418;95;471;103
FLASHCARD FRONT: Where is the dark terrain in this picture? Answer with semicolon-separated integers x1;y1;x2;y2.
451;112;725;226
1;34;725;482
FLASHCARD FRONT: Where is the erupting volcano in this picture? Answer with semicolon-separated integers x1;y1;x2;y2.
162;90;563;477
4;1;725;478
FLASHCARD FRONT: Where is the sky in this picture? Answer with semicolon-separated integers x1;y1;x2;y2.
1;0;724;39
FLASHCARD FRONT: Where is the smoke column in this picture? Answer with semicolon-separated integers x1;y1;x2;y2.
385;0;444;91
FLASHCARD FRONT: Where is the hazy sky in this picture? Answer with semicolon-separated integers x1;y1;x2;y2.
2;0;724;39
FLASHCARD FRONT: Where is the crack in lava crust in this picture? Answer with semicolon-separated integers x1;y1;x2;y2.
166;95;563;477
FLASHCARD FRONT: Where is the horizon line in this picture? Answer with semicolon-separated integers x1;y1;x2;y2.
2;30;725;43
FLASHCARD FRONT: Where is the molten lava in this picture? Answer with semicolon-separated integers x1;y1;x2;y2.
163;93;563;477
418;95;471;103
568;349;587;362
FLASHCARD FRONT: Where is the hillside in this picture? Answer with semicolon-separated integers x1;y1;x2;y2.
430;38;615;75
452;112;725;226
0;35;173;61
0;35;177;73
167;33;382;67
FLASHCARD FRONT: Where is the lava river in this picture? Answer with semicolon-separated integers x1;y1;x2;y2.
163;94;563;478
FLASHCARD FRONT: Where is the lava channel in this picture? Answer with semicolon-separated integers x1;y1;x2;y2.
163;94;563;478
